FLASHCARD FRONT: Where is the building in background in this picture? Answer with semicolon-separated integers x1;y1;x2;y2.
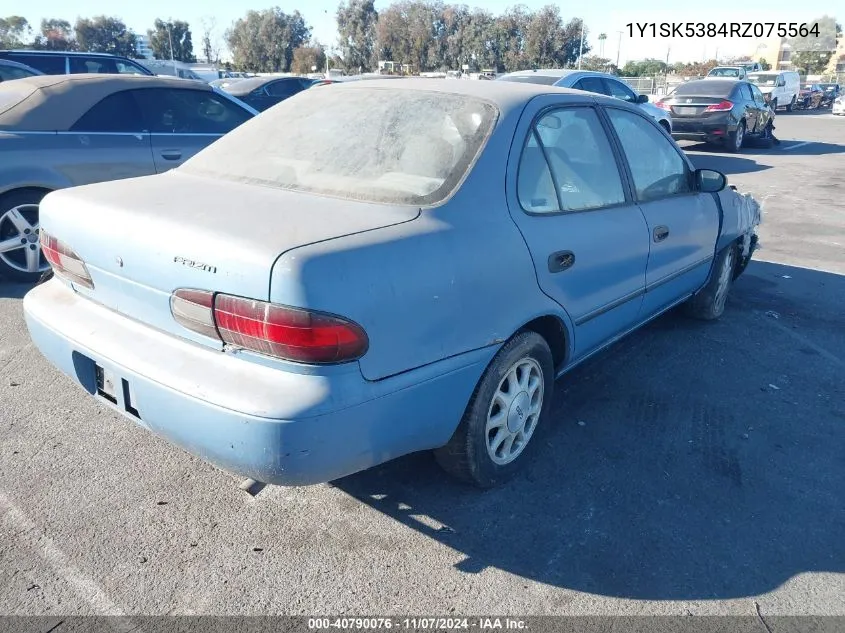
135;34;154;60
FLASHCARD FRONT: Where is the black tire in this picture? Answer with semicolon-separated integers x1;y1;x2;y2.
659;120;671;135
0;189;50;283
684;243;738;321
434;331;555;488
726;120;745;153
770;98;778;112
755;120;774;149
786;96;795;112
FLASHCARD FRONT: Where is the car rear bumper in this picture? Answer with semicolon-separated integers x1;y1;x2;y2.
670;117;734;143
24;279;497;485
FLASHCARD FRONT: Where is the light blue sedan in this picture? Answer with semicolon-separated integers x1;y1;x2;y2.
497;69;673;133
24;79;761;488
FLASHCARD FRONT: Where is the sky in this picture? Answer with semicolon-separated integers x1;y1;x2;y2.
5;0;839;65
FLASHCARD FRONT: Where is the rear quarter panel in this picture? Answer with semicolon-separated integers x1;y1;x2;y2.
0;133;73;195
269;107;576;382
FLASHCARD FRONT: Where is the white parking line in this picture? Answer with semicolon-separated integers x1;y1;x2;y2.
781;141;813;151
0;490;132;622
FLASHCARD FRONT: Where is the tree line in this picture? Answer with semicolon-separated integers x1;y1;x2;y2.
0;15;214;64
1;9;839;76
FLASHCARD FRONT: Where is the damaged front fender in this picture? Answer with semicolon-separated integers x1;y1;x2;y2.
713;187;763;257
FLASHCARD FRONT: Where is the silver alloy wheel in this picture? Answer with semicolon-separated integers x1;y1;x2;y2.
485;357;544;465
734;122;745;150
0;204;47;274
714;248;735;313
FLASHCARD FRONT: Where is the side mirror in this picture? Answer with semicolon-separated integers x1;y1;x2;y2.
637;94;649;104
696;168;727;193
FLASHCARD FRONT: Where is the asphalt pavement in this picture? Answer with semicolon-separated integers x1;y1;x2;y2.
1;109;843;617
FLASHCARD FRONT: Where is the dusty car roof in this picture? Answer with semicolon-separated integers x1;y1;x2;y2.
0;73;211;131
330;77;601;112
500;69;575;79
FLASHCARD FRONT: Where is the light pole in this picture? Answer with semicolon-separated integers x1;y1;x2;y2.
577;20;585;69
616;30;622;69
167;20;175;73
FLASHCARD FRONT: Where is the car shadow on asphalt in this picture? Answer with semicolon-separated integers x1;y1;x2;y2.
685;152;772;174
334;260;845;600
0;280;34;299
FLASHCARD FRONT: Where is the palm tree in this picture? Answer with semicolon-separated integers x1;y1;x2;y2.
598;33;607;58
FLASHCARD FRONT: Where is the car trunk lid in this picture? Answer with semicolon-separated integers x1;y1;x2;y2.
39;171;419;347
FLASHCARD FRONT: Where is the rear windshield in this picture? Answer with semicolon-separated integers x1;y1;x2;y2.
180;86;498;206
498;74;561;86
708;67;741;77
672;81;735;98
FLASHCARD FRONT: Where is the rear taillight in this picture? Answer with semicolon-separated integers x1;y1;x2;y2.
704;100;734;112
170;289;368;364
40;232;94;289
170;289;217;339
655;100;671;110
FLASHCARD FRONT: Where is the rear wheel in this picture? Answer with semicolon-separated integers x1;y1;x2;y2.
726;120;745;153
0;190;50;283
434;331;555;488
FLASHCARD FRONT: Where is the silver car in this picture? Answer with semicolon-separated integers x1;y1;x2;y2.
497;69;672;133
0;74;257;282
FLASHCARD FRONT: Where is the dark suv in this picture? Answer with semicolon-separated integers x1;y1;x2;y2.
0;50;153;76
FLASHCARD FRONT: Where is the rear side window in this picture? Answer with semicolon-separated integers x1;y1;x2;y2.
132;88;252;134
517;107;626;213
3;53;65;74
70;91;146;133
265;80;303;98
0;65;37;81
572;77;606;94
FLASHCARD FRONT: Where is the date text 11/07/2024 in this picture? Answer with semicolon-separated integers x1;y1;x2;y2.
626;22;822;38
308;618;528;630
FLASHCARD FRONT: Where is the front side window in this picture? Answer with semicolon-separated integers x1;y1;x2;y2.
70;91;145;133
132;88;251;134
604;79;637;103
606;108;690;202
517;107;626;213
180;87;498;206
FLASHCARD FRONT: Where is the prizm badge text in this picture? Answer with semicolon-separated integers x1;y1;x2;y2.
173;256;217;273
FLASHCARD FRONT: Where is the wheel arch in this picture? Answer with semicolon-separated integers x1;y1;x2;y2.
0;186;54;204
518;314;570;374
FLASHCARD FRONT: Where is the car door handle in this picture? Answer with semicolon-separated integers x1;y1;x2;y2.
653;225;670;242
548;250;575;273
160;150;182;161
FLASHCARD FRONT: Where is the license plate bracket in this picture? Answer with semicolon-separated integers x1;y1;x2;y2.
95;364;118;404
